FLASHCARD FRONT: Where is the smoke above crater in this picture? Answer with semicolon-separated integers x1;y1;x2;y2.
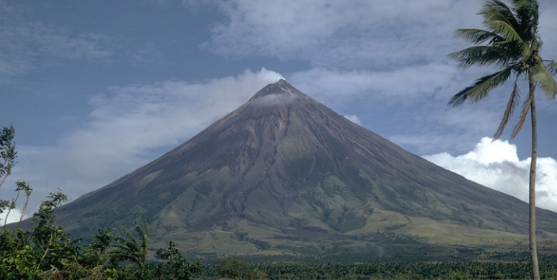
250;92;301;107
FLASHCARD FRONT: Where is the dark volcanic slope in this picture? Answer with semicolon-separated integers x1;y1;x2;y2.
58;80;557;245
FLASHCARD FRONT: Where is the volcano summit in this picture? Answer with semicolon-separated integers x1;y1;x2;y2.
57;80;557;258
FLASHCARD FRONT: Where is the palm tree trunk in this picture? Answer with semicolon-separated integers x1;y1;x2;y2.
529;81;540;280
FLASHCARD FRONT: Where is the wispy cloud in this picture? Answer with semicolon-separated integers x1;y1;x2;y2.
344;115;361;125
203;0;487;69
128;42;161;64
203;0;557;70
289;64;465;103
424;138;557;212
0;0;113;76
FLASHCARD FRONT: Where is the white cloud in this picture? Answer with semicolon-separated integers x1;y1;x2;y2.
251;93;300;107
204;0;557;70
424;137;557;213
0;0;113;76
0;208;24;226
203;0;486;69
390;132;476;156
289;64;463;103
344;115;361;125
8;68;283;210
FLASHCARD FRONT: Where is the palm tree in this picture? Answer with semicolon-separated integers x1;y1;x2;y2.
448;1;557;279
111;221;151;276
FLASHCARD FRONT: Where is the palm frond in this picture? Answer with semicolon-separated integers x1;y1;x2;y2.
487;19;523;43
546;60;557;75
520;42;533;61
481;0;522;42
513;0;539;41
448;87;470;107
511;90;533;138
483;0;518;25
135;222;151;263
449;46;518;68
110;221;151;271
453;29;504;44
120;226;138;247
493;80;521;140
512;0;538;7
111;225;141;262
448;67;514;107
530;63;557;99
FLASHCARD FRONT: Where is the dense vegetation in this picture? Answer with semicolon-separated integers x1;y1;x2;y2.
198;259;557;280
3;206;557;279
0;191;202;279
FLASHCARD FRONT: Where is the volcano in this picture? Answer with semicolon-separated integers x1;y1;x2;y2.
58;80;557;259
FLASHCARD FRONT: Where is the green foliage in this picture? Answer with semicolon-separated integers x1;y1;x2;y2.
30;190;77;274
0;124;16;188
0;124;19;227
0;190;77;279
0;199;203;280
111;221;151;275
153;241;202;280
1;126;33;229
0;232;42;280
215;257;256;280
197;257;557;280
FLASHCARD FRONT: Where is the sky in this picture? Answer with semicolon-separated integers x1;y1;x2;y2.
1;0;557;223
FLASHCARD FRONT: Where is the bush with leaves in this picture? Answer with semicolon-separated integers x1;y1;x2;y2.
0;190;77;279
215;256;256;280
110;221;152;277
153;241;202;280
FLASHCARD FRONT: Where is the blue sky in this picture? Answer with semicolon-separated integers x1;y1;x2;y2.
2;0;557;222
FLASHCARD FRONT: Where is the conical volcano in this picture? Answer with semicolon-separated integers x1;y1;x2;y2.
58;80;557;258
